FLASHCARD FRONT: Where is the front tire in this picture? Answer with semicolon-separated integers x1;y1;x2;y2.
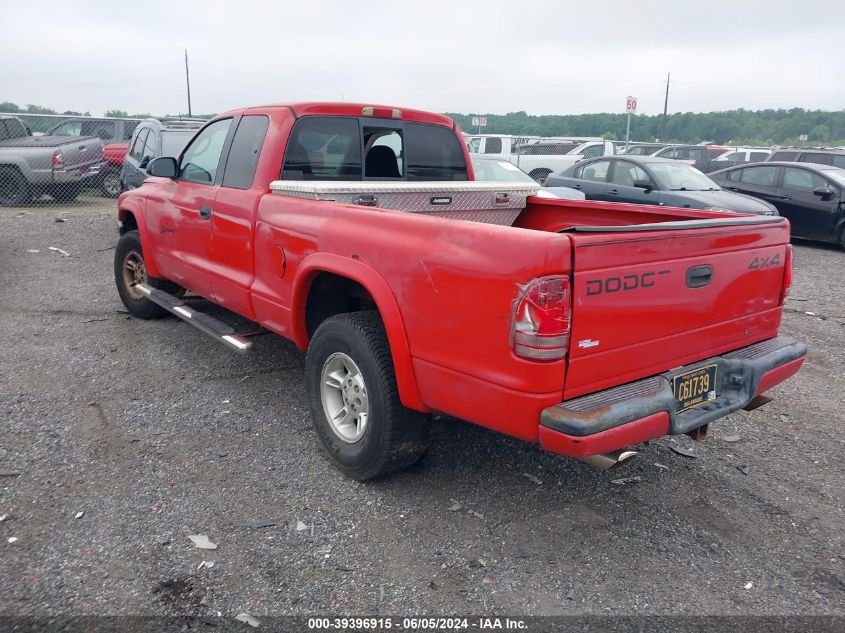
305;311;431;480
114;230;180;319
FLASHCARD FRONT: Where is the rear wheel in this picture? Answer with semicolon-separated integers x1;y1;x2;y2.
114;230;182;319
305;311;431;480
0;167;32;206
102;169;122;198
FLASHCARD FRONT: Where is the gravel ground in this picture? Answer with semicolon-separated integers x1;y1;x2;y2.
1;200;843;618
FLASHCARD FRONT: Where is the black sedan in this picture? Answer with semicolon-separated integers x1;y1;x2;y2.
710;161;845;248
545;156;778;215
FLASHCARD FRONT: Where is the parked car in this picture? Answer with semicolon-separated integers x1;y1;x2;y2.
113;102;804;480
765;147;845;169
650;144;729;173
121;118;206;191
467;134;603;183
47;117;138;197
120;118;205;191
615;142;669;156
710;161;845;247
0;114;105;205
470;156;585;200
46;117;139;143
545;155;778;215
102;143;129;197
711;147;772;166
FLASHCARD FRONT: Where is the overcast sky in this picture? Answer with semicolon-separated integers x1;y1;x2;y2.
2;0;843;118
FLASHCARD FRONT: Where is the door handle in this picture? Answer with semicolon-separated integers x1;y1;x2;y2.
199;206;212;220
608;188;619;195
686;264;713;288
573;184;582;189
777;195;791;201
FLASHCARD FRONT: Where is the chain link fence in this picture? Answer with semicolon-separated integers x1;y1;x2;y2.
0;112;144;207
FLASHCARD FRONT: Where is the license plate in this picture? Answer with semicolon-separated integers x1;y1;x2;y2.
673;364;717;412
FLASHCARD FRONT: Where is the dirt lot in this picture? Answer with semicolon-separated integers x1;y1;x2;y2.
1;199;843;618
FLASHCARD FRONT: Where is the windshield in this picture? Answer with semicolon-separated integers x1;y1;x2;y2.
161;130;196;157
822;169;845;189
471;158;536;183
648;162;719;191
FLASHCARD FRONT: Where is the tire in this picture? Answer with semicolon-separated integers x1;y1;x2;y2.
305;311;431;480
114;230;182;319
102;169;122;198
530;168;552;185
49;183;82;203
0;167;33;207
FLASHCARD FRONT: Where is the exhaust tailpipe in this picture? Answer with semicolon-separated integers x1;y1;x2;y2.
580;449;638;471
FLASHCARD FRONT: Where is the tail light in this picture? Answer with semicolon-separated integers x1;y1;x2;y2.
780;245;793;305
511;276;571;361
52;150;64;169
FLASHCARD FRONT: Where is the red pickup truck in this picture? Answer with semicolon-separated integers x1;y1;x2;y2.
114;102;806;480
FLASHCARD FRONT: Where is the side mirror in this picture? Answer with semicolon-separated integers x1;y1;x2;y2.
147;156;177;178
633;180;654;192
812;187;834;201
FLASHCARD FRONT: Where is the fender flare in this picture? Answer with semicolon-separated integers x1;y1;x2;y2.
291;253;427;412
117;202;162;279
0;156;35;183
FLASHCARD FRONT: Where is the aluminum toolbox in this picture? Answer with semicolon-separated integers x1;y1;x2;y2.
269;180;540;226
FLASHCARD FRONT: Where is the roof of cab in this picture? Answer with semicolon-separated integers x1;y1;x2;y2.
235;102;456;128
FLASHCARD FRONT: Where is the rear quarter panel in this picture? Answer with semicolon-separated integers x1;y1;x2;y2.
251;195;573;437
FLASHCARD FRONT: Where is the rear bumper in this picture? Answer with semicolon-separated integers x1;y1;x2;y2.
53;161;106;183
540;337;806;458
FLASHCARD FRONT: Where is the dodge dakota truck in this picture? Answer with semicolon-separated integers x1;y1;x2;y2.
114;102;806;480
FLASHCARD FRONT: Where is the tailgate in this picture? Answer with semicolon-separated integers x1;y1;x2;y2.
564;216;791;399
44;135;104;170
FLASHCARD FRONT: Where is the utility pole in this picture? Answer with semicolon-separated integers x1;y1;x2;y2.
659;72;670;142
185;49;192;117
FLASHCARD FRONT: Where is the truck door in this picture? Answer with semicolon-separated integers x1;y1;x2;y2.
144;117;234;299
209;115;271;318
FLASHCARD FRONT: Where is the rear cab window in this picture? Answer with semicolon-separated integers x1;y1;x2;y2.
281;117;467;182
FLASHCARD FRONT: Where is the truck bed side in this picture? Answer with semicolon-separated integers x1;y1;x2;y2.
250;194;573;440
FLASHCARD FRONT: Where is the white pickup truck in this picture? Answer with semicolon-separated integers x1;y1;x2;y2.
466;134;613;183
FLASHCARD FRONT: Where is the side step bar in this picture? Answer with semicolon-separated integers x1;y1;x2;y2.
136;283;252;352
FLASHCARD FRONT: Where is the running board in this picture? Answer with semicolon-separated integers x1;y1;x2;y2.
136;284;252;352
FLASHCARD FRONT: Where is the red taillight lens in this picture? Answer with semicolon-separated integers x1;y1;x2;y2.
511;276;571;361
52;150;63;169
780;245;793;305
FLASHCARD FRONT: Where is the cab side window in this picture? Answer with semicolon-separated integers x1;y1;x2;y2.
141;130;157;162
739;166;778;187
179;118;233;185
222;115;270;189
783;168;827;193
610;161;649;187
581;160;611;182
130;129;150;161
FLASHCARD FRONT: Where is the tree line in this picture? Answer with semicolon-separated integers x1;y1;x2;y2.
3;100;843;146
449;109;845;147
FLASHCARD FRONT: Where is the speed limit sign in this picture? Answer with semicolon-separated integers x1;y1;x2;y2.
625;96;638;113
